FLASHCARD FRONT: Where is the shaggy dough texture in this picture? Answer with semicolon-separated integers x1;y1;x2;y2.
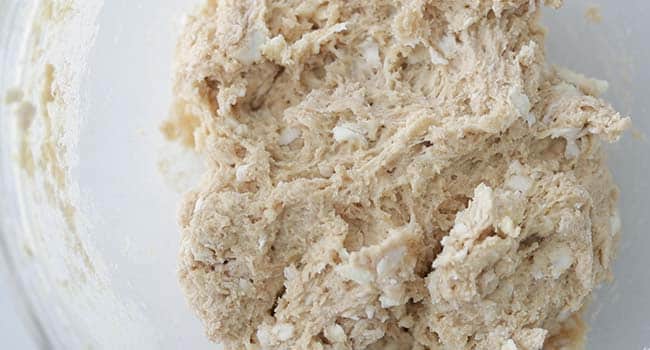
166;0;629;349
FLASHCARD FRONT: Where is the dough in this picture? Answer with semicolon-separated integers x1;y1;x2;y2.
166;0;629;349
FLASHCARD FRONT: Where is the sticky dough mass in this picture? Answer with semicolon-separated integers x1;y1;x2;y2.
167;0;629;349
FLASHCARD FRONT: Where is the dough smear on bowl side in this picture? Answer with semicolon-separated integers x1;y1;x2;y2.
164;0;629;349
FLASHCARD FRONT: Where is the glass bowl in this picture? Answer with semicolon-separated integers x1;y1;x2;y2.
1;1;648;349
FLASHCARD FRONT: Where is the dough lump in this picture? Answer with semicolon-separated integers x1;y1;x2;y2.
167;1;629;349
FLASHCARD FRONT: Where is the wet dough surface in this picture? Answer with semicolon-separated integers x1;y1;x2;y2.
166;1;629;349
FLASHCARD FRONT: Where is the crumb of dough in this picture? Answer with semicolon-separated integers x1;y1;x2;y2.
12;101;37;131
167;1;630;349
160;102;201;148
631;129;646;141
4;87;24;104
585;5;603;24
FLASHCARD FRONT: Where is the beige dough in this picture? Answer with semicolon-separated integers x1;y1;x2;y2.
165;0;629;349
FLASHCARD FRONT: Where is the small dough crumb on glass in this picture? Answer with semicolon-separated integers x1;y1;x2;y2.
585;5;604;24
4;87;24;104
165;1;630;349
